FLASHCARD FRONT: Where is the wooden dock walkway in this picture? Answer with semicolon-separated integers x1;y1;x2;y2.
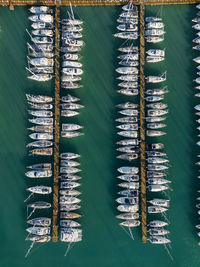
52;4;60;243
1;0;200;8
139;0;147;244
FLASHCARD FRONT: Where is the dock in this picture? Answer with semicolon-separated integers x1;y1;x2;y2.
1;0;200;8
139;1;147;243
52;4;60;243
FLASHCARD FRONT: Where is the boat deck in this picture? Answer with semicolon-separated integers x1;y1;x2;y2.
139;0;147;243
52;4;60;243
0;0;200;8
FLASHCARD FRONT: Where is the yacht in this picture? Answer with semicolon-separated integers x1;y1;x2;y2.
116;138;139;145
146;117;166;122
116;213;139;220
28;66;53;74
146;143;164;150
26;94;52;103
117;131;138;138
118;109;138;116
62;123;83;131
118;46;138;53
146;103;168;109
61;94;80;103
116;116;138;123
122;3;138;11
117;17;138;24
193;37;200;44
29;117;53;125
60;212;82;219
60;228;82;242
147;157;169;164
148;198;170;207
146;36;164;43
146;22;165;29
118;53;139;61
62;25;83;32
195;104;200;111
27;185;52;194
147;130;166;137
28;74;52;82
146;72;167;83
149;236;171;244
31;22;53;29
27;163;51;170
117;89;138;96
117;204;139;213
60;182;81;189
117;146;139;153
29;57;53;67
146;151;166;157
193;45;200;50
61;18;83;25
146;96;164;102
28;110;53;117
148;220;168;228
147;185;169;192
61;75;82;82
62;68;83;76
59;189;81;196
148;178;171;185
116;102;138;109
118;81;138;88
60;167;81;174
118;189;138;197
116;197;138;205
117;123;138;131
60;220;81;228
61;82;83;89
28;49;54;58
117;74;138;81
146;49;165;57
29;133;53;140
194;77;200;84
148;228;169;236
117;174;139;182
27;217;51;226
114;32;138;40
27;201;51;209
61;131;84;138
61;46;81;53
60;204;81;211
117;24;138;32
120;11;138;18
25;170;52;178
60;152;80;160
145;17;162;22
117;166;139;174
64;39;84;47
29;6;52;14
120;220;140;227
147;164;168;171
147;109;168;116
60;196;81;205
62;54;81;62
193;57;200;63
147;171;166;177
26;227;50;236
148;206;168;214
62;61;82;68
32;29;53;37
28;14;53;23
32;36;53;44
147;123;166;129
26;140;52;148
61;110;79;117
116;66;138;74
145;29;165;36
27;43;53;52
28;102;53;110
62;32;82;39
29;148;53;156
60;160;80;167
28;125;53;133
146;56;164;63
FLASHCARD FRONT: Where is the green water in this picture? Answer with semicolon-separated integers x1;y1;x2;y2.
0;4;200;267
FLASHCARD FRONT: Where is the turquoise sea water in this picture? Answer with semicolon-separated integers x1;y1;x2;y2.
0;4;200;267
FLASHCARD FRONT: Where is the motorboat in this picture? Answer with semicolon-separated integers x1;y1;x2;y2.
118;166;139;174
60;160;80;167
29;148;53;156
147;109;168;116
116;213;139;220
25;170;52;178
145;17;162;22
118;53;139;61
117;131;138;138
117;204;139;213
60;228;82;242
117;89;138;96
147;130;166;137
146;22;165;29
62;68;83;76
118;46;138;53
60;220;81;228
149;236;171;244
26;94;52;103
116;102;138;109
114;32;138;40
26;140;52;148
29;133;53;140
29;6;52;14
148;220;168;228
145;29;165;36
120;220;140;227
145;96;164;102
146;103;168;109
146;56;164;63
117;145;139;153
61;131;84;138
27;217;51;226
28;110;53;117
28;125;53;133
28;14;53;23
60;182;81;189
147;157;169;164
118;182;139;190
27;201;51;209
32;29;53;37
148;206;168;214
60;212;82;219
116;197;138;205
116;116;138;123
148;198;170;207
146;36;164;43
146;72;167;83
118;81;138;88
116;67;138;75
117;75;138;81
148;228;169;236
26;227;50;235
116;123;138;131
146;143;164;150
147;123;166;129
117;24;138;32
116;138;139;146
27;163;51;170
59;189;81;196
60;196;81;205
27;185;52;194
117;174;139;182
146;117;166;123
147;185;169;192
146;49;165;57
61;18;83;25
29;117;53;125
31;22;53;29
64;39;84;47
118;109;138;116
62;53;82;61
60;167;81;174
28;102;53;110
60;152;80;160
61;110;79;117
118;189;138;197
